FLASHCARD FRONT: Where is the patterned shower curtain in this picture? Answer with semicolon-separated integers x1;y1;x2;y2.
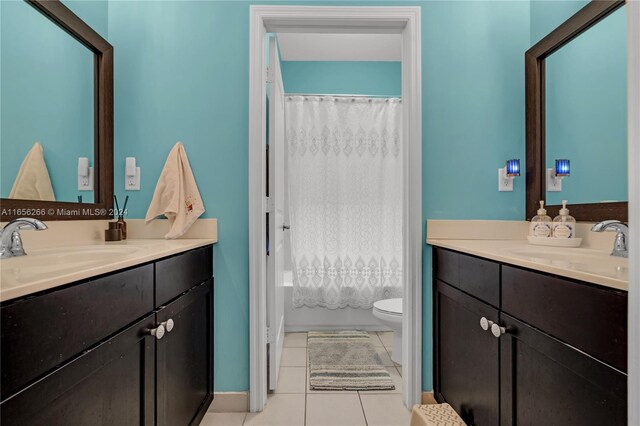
285;95;403;309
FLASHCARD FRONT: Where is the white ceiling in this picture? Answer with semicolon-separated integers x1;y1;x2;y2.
276;33;401;62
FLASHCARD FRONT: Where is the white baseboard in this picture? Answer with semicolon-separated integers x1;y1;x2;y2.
285;325;390;332
208;392;248;413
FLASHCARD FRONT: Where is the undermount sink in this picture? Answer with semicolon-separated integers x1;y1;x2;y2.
500;245;628;280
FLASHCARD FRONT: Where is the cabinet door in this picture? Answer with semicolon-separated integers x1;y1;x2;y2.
0;314;156;426
434;280;500;426
499;313;626;426
157;279;214;426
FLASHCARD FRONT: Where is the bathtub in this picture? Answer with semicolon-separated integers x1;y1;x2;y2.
283;271;389;332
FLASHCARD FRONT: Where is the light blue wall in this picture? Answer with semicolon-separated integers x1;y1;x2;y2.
0;0;107;202
281;61;401;96
106;0;529;392
108;0;251;392
530;0;587;45
538;4;627;204
422;0;528;391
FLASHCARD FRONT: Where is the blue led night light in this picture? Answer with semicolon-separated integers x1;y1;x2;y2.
506;159;520;177
555;159;570;177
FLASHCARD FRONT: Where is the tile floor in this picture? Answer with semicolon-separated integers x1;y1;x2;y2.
200;331;411;426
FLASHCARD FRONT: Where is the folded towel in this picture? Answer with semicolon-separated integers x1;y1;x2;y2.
145;142;205;239
9;142;55;201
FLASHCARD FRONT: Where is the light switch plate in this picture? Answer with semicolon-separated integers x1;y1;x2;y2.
498;167;513;192
125;166;140;190
78;167;94;191
546;168;562;191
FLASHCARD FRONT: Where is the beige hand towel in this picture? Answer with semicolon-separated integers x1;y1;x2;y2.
145;142;205;239
9;142;56;201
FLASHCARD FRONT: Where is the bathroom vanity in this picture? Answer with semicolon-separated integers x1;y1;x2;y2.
432;246;627;425
0;243;214;426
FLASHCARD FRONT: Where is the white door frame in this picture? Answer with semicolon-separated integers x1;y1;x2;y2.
248;6;422;412
627;0;639;423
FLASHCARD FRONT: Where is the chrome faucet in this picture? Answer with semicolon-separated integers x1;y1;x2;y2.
0;218;48;259
591;220;629;258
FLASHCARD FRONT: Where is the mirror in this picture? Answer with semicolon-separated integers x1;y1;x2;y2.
525;0;627;222
1;0;95;203
545;5;627;206
0;0;113;221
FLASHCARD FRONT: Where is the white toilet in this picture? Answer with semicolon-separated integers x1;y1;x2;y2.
372;298;402;365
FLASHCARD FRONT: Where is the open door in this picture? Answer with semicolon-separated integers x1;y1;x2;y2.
266;35;286;391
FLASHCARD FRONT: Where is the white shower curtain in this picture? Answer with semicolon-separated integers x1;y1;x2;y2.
286;96;403;309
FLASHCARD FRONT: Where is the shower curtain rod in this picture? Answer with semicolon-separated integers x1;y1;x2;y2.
285;93;401;99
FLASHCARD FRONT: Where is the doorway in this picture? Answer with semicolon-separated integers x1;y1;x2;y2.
248;6;422;412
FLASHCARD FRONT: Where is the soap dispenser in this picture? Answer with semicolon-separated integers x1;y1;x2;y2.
529;200;552;237
552;200;576;238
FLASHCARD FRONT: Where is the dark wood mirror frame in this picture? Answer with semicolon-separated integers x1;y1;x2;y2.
0;0;113;222
525;0;627;222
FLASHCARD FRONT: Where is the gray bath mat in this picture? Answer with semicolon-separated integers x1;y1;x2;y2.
307;331;395;391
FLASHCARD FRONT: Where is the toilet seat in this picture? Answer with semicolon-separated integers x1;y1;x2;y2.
373;298;402;316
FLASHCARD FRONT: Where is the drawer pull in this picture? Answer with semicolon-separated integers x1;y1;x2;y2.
491;323;506;338
480;317;494;331
161;318;175;333
150;324;166;340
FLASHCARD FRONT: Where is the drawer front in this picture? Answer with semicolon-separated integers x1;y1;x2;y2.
435;248;500;307
1;264;154;401
502;266;627;372
435;248;459;286
156;245;213;307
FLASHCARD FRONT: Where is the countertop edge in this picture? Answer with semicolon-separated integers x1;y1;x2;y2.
1;239;216;303
427;238;628;292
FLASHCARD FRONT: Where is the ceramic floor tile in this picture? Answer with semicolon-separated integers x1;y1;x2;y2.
199;412;246;426
375;346;394;367
368;332;384;347
358;367;402;394
306;393;367;426
274;367;306;394
284;332;308;348
359;394;411;426
377;331;394;348
281;347;307;367
244;394;305;426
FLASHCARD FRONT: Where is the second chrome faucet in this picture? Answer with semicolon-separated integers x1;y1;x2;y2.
591;220;629;258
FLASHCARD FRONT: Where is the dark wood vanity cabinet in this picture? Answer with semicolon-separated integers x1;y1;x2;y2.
157;279;214;426
0;245;214;426
433;247;627;426
1;314;157;426
434;280;499;425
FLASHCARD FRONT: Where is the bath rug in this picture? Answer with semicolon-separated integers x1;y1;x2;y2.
307;331;395;391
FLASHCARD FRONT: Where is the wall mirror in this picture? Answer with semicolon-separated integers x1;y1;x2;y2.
0;0;113;221
526;0;627;222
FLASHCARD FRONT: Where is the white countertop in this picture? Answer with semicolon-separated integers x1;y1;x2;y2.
427;238;628;291
0;239;216;303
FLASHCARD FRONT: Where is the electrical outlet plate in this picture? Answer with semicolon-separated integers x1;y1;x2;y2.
78;167;94;191
546;168;562;191
498;167;513;192
125;166;141;190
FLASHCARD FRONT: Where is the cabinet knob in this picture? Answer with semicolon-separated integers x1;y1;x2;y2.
491;323;506;338
480;317;494;331
150;324;166;340
162;318;175;333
